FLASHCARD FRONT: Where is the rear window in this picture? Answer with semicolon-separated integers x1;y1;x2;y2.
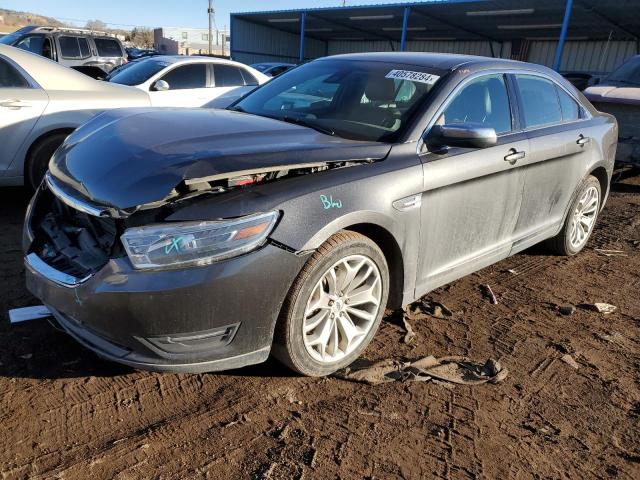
240;69;258;86
515;75;562;129
214;65;245;87
94;38;122;57
556;86;580;122
0;58;28;88
109;59;170;86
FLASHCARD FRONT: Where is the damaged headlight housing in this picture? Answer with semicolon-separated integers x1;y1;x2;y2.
121;212;279;270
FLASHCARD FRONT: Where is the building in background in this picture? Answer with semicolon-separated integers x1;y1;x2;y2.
154;27;229;56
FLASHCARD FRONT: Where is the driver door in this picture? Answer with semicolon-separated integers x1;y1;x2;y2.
415;73;529;296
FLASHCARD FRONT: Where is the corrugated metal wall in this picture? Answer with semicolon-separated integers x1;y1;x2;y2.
327;40;511;58
527;40;638;73
231;18;325;65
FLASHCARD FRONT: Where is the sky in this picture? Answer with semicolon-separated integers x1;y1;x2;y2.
1;0;413;30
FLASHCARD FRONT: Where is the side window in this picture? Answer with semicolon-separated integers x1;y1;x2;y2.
94;38;122;57
240;68;258;86
214;65;245;87
78;37;90;58
15;35;44;55
438;74;512;134
160;64;207;90
59;36;82;59
515;75;562;128
556;86;580;122
0;59;28;88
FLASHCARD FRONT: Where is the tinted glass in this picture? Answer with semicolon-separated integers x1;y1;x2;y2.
161;64;207;89
240;68;258;86
59;36;81;58
252;64;269;72
15;35;44;55
235;59;441;142
78;37;90;58
515;75;562;128
214;65;245;87
94;38;122;57
556;86;580;122
438;74;512;134
607;56;640;86
109;59;170;85
0;59;28;88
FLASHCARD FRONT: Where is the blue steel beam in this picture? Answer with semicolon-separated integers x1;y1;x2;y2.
299;11;306;63
553;0;574;71
400;6;410;51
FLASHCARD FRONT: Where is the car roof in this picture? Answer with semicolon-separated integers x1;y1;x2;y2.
320;52;540;72
148;55;253;67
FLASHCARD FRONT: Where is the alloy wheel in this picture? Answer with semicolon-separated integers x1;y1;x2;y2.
569;186;599;249
302;254;382;363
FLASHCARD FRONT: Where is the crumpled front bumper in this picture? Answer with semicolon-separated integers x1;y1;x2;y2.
24;237;306;373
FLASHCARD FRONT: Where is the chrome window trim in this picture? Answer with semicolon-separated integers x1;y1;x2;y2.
418;68;592;154
0;53;40;89
25;253;91;287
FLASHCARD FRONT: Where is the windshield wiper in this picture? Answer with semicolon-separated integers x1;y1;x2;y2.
280;116;335;136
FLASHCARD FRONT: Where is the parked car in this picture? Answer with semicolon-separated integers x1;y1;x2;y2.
251;62;296;77
0;26;128;79
584;55;640;166
24;53;616;376
126;47;159;61
108;56;269;108
0;44;149;188
561;71;594;92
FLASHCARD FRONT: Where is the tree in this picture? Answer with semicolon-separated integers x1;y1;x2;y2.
129;27;154;48
85;19;107;32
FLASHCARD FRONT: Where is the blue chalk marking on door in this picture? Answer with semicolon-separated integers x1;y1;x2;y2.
320;194;342;209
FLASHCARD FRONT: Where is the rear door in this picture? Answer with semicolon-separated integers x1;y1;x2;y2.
206;64;257;108
510;73;596;251
0;56;48;175
149;63;209;107
92;37;126;72
55;35;92;69
416;72;529;296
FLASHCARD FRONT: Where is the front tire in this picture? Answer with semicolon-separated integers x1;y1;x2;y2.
546;175;601;256
273;231;389;376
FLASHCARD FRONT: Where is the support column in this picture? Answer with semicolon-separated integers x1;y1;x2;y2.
400;7;410;52
553;0;574;71
299;12;307;63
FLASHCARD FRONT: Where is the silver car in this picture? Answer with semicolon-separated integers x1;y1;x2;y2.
0;44;150;188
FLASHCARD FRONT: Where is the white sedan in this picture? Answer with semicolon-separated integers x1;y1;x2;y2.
108;56;270;108
0;44;150;188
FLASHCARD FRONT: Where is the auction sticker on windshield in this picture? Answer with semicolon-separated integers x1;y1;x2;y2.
385;70;440;85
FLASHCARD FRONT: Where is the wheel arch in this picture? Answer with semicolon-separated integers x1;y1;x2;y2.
588;165;609;210
25;127;75;168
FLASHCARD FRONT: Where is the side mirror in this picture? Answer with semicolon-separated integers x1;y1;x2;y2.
426;124;497;150
151;79;170;91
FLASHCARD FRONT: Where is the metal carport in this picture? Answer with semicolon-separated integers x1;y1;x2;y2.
230;0;640;74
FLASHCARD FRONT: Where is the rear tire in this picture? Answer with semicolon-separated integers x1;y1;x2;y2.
273;231;389;377
26;133;69;190
545;175;601;256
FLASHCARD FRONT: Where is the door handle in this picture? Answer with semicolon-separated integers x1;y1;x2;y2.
504;149;526;165
0;100;31;109
577;134;591;146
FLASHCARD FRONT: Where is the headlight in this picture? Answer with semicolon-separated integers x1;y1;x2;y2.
121;211;278;270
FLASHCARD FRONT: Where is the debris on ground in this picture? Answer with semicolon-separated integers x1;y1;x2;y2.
592;303;617;314
594;248;627;257
559;304;576;316
403;301;453;321
507;269;518;275
561;354;580;370
401;317;416;344
334;356;508;386
482;284;499;304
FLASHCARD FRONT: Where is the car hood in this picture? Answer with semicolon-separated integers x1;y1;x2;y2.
583;85;640;106
49;108;391;211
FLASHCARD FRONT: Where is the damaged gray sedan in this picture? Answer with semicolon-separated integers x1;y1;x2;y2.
23;53;617;376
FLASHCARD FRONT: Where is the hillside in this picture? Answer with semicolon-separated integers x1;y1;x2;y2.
0;8;66;33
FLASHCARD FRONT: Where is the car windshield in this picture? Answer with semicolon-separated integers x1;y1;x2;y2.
0;32;22;45
109;58;170;86
232;59;442;142
606;57;640;86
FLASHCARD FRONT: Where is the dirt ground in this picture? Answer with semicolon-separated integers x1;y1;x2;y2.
1;171;639;480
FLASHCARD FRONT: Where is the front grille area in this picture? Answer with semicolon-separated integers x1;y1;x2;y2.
28;186;120;279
